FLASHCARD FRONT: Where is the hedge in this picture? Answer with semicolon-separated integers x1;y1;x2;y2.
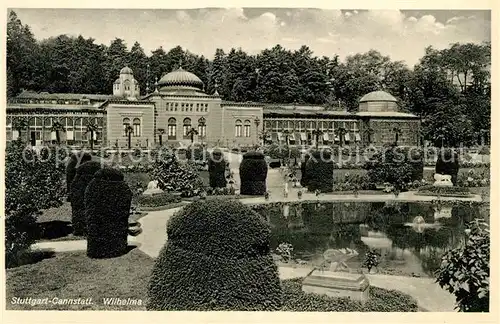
147;199;282;310
70;161;102;236
85;168;132;259
435;148;460;186
305;151;334;192
239;151;268;195
65;152;92;200
281;278;418;312
134;192;181;208
208;150;227;188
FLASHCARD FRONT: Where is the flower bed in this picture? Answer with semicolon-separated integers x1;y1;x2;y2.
416;185;472;198
281;278;418;312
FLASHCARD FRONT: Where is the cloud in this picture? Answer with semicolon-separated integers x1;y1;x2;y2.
16;8;490;67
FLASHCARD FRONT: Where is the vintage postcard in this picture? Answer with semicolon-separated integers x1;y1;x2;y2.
1;1;497;323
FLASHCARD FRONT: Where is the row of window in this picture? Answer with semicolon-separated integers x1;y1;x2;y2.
166;102;209;113
123;118;141;137
265;120;360;131
235;120;252;137
165;117;206;139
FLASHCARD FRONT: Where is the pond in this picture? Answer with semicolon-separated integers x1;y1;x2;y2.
251;201;486;278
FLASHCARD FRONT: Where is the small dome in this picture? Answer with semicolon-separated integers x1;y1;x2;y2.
114;79;120;84
120;66;133;75
359;91;397;103
157;67;204;90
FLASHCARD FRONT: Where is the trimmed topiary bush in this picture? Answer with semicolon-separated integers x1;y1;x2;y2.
208;150;227;188
239;151;268;195
85;168;132;259
305;151;334;192
436;148;460;186
66;152;92;201
363;145;413;191
70;161;102;236
147;199;282;310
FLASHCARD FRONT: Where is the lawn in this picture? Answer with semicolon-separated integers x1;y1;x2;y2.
6;249;418;311
6;249;154;310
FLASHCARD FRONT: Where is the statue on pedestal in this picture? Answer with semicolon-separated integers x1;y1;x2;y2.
433;174;453;187
143;180;164;196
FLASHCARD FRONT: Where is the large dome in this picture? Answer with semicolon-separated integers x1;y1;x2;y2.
157;67;204;91
359;91;397;103
120;66;133;75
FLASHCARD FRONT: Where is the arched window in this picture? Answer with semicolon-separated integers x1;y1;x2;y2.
133;118;141;137
168;118;177;139
244;120;251;137
198;117;206;138
183;118;192;138
235;120;242;137
124;80;130;91
123;118;130;136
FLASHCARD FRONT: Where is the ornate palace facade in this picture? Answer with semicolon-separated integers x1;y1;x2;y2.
6;66;421;148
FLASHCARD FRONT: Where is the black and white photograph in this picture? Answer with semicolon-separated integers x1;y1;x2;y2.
2;2;495;320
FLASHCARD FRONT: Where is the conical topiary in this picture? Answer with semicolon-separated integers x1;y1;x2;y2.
85;167;132;259
147;199;282;310
66;152;92;201
436;148;460;185
239;151;268;195
70;161;102;236
208;150;227;188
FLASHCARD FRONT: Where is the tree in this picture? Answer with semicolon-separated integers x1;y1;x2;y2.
13;117;29;142
365;127;375;145
186;127;198;144
312;128;323;149
85;121;99;150
125;125;134;149
392;126;401;146
127;41;148;94
207;48;226;95
7;10;41;97
422;100;474;147
335;127;347;147
435;219;489;312
157;128;165;146
5;141;66;267
104;38;129;89
50;120;66;145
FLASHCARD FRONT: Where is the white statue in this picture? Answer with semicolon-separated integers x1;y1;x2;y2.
143;180;164;196
433;174;453;187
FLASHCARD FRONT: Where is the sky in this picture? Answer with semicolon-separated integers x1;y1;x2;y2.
10;8;491;67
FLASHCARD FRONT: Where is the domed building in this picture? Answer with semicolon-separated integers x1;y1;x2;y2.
6;66;420;148
113;66;140;99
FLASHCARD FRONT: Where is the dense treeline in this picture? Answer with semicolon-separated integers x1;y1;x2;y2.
6;11;491;146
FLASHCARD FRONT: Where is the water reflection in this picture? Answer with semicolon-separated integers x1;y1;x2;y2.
254;201;481;277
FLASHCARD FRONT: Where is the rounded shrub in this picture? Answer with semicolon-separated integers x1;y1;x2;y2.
305;151;334;192
70;161;102;236
436;148;460;185
66;152;92;200
147;199;282;311
85;167;132;259
208;150;227;188
239;151;268;195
